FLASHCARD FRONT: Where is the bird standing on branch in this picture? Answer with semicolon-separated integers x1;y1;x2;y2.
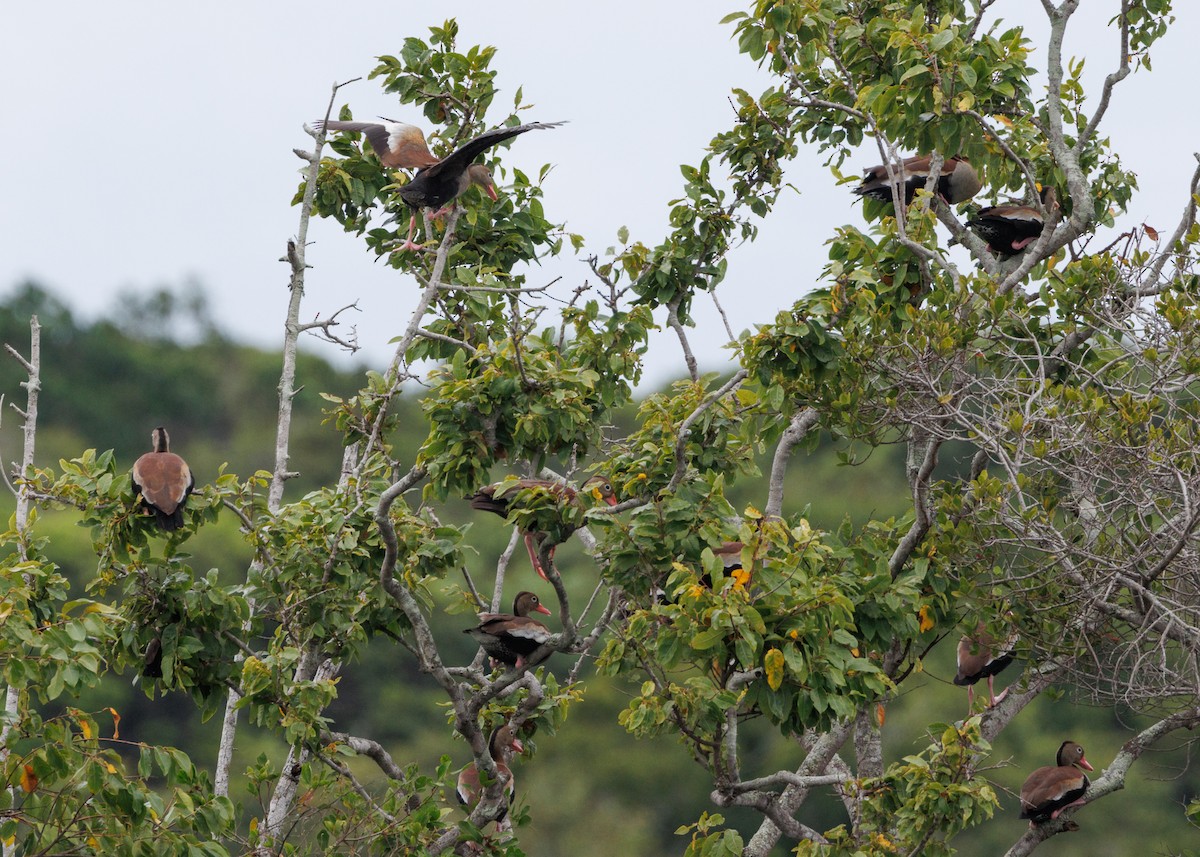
968;185;1058;256
315;117;566;250
854;154;981;206
463;591;553;670
457;722;525;824
469;475;617;579
131;426;194;532
1019;740;1094;826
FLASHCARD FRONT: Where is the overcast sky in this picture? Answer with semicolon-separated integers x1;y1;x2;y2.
3;2;1196;387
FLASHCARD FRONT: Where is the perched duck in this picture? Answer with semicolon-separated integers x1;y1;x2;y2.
855;155;981;206
456;722;524;822
968;186;1058;255
469;476;617;579
131;427;194;531
393;120;564;249
954;622;1017;710
318;117;564;251
1020;741;1094;825
142;635;163;679
463;591;553;669
702;541;748;589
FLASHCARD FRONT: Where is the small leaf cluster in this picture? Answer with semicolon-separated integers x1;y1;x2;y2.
727;2;1035;160
0;708;235;856
837;722;999;857
600;514;943;738
418;307;649;500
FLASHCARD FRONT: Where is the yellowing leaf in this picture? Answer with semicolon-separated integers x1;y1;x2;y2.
918;605;935;633
108;708;121;740
764;648;785;691
20;764;37;793
79;718;93;741
876;703;886;727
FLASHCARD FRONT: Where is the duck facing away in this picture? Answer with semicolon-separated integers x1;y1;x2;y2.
456;722;524;824
953;622;1017;711
855;155;981;206
317;117;565;251
968;186;1058;256
1019;740;1094;825
131;427;194;531
464;591;553;669
469;476;617;579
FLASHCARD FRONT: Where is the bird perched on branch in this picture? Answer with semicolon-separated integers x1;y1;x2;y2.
1020;740;1094;826
469;475;617;579
315;117;565;251
463;591;553;669
131;427;194;531
457;722;524;823
953;622;1017;711
967;186;1058;256
854;155;981;206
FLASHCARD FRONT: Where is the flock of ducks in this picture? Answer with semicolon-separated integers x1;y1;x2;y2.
313;117;1054;258
124;126;1072;830
853;153;1057;255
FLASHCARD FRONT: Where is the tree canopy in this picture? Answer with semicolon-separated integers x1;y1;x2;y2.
3;2;1200;856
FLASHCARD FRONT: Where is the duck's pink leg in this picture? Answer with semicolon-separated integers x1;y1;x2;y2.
395;212;424;252
524;533;549;581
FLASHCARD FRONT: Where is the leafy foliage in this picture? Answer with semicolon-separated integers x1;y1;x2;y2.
5;3;1200;856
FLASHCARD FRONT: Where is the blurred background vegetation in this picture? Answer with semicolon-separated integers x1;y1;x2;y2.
0;280;1194;855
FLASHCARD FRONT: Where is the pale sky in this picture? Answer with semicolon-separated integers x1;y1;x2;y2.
3;2;1196;386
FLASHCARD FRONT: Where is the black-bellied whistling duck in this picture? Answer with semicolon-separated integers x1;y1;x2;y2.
318;117;565;251
131;427;194;531
463;591;553;669
312;118;440;169
393;120;564;250
1019;741;1094;825
700;541;747;589
469;476;617;579
456;722;524;822
142;635;163;679
967;186;1058;256
855;155;981;206
954;622;1017;711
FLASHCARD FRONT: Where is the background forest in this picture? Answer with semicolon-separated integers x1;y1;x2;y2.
0;281;1195;855
4;2;1200;856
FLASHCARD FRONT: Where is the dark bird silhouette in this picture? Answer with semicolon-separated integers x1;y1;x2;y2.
1020;741;1093;825
131;427;194;531
142;635;163;678
317;117;565;251
855;155;981;206
953;622;1017;711
463;591;553;669
456;722;524;823
469;475;616;579
967;186;1058;255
